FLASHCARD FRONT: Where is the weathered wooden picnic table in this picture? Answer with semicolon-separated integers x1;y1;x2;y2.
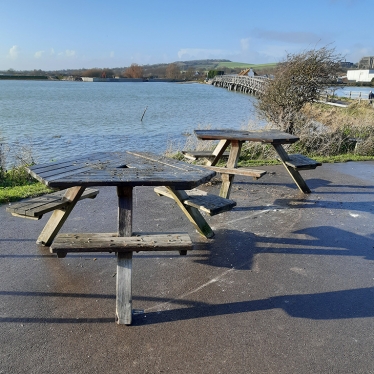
194;129;322;198
24;150;218;325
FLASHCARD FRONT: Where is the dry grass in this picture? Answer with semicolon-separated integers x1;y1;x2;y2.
302;101;374;130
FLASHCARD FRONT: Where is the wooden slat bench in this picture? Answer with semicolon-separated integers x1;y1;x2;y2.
280;154;322;170
202;165;266;180
6;188;99;220
154;186;236;216
50;232;193;258
182;150;230;161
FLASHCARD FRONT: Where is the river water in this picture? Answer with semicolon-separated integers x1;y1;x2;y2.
1;80;370;167
0;80;258;165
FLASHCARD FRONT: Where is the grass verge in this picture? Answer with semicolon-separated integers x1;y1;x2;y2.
0;182;50;205
0;164;50;205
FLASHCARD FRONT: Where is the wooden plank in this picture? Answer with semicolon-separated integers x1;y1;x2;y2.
27;151;216;190
272;144;311;194
207;139;231;166
117;187;132;237
184;195;236;215
283;154;322;170
7;188;99;218
27;153;115;182
127;151;206;172
50;233;193;252
220;140;242;199
42;168;216;190
182;150;230;160
36;186;87;246
116;186;133;325
194;129;299;144
165;187;214;238
154;186;236;216
203;166;266;179
117;252;132;325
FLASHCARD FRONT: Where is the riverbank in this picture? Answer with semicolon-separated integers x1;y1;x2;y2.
2;86;374;205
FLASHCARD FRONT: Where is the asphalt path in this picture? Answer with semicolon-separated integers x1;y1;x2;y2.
1;161;373;374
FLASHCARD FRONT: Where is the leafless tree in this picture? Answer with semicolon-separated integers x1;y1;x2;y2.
81;68;114;78
123;63;143;78
166;63;180;79
256;46;342;134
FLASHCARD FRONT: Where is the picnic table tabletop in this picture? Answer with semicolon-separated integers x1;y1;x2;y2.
194;129;299;144
27;151;216;190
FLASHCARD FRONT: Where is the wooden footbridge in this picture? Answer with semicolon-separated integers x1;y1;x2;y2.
211;75;269;95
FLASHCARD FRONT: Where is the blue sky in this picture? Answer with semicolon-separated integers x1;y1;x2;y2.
0;0;372;71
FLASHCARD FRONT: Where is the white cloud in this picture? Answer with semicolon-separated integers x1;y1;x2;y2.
65;49;76;57
50;48;55;55
34;50;44;58
7;45;19;59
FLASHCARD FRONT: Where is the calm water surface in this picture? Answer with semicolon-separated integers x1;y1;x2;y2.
0;80;257;164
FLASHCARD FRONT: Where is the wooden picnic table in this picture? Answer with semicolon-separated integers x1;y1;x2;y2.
194;129;321;198
26;151;217;325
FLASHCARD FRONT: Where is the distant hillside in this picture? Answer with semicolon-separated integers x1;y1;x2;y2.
216;62;277;69
141;59;277;71
0;59;278;79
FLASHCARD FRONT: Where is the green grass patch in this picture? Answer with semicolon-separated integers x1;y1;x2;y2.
0;165;51;205
236;154;374;167
216;62;277;69
0;182;50;205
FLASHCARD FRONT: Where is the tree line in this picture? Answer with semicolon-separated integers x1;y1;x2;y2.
1;62;263;80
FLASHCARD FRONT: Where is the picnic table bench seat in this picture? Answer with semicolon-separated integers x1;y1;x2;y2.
182;150;230;161
202;165;266;179
6;188;99;220
154;186;236;216
50;232;193;258
280;154;322;170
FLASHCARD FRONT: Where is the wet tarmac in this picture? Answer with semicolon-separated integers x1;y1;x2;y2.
1;161;373;374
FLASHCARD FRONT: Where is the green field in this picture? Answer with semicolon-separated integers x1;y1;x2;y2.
216;62;277;69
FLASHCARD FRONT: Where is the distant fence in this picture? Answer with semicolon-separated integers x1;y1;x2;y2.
323;89;373;102
344;91;372;101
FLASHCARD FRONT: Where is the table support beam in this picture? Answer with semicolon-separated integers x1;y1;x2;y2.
166;187;214;239
116;186;133;325
219;140;243;198
207;139;231;166
36;186;86;246
272;143;311;194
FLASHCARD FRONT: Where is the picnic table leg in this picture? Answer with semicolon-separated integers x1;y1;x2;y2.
272;143;311;194
166;187;214;239
36;186;86;246
219;140;243;199
116;186;133;325
206;139;231;166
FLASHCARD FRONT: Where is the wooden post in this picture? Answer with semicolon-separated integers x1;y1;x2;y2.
166;187;214;239
116;186;133;325
140;106;147;121
219;140;243;199
206;139;231;166
272;143;311;194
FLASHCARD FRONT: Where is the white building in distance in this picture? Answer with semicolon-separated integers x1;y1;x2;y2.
347;69;374;83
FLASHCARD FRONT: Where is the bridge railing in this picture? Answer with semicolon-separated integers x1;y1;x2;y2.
211;75;269;94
